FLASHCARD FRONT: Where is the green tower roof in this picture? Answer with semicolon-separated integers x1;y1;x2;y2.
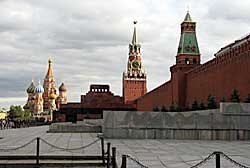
177;12;199;55
178;32;200;55
184;11;192;22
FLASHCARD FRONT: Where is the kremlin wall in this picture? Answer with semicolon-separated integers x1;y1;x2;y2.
25;12;250;122
136;12;250;111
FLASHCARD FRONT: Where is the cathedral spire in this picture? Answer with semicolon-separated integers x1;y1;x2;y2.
46;57;53;78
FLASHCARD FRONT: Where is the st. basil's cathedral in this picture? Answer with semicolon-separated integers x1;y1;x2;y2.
24;58;67;121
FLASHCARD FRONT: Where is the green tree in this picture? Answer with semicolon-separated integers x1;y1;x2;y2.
161;106;168;112
220;97;226;102
9;105;24;119
191;100;199;111
8;105;31;120
207;94;217;109
23;108;32;119
199;101;206;110
184;106;190;111
175;105;182;112
169;102;176;112
244;94;250;103
230;89;240;102
153;106;160;111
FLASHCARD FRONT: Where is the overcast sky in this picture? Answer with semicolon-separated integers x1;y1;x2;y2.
0;0;250;109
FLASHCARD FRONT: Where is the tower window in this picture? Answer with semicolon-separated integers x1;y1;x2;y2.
134;46;137;51
185;58;190;64
193;58;197;64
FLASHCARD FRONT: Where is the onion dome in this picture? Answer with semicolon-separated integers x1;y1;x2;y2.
49;93;57;99
59;82;67;92
35;81;44;93
26;81;35;93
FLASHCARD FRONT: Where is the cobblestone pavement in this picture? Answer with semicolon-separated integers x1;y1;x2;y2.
0;126;250;168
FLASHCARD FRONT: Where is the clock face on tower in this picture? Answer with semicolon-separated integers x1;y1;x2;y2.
131;60;140;69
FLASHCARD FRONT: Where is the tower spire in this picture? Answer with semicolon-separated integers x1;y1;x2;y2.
131;21;138;45
129;21;141;54
184;10;192;22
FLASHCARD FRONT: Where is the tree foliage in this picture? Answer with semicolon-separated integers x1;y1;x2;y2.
161;106;168;112
220;97;226;102
152;106;160;111
169;102;176;112
244;94;250;103
175;105;182;112
8;105;31;120
191;100;199;111
230;89;240;102
207;94;217;109
199;101;206;110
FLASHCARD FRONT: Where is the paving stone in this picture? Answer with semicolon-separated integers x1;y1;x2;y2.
0;126;250;167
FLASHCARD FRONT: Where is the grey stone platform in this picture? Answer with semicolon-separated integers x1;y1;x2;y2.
0;126;250;167
48;121;102;133
103;103;250;140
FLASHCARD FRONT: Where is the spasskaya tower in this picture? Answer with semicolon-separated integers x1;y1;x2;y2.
123;21;147;104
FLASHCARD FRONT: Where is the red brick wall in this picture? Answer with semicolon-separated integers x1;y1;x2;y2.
136;81;172;111
186;49;250;107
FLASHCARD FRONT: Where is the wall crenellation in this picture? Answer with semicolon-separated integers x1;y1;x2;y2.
187;48;250;79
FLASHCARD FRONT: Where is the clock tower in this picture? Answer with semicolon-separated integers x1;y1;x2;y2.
123;21;147;104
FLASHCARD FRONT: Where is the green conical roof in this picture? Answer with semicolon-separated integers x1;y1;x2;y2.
184;11;192;22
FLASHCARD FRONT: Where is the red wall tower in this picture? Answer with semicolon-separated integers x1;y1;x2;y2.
123;21;147;104
170;11;201;108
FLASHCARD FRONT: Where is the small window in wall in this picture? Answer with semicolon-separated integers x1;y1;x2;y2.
193;58;197;64
185;58;190;64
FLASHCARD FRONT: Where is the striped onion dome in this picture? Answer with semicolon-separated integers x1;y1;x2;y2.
26;81;35;93
35;81;44;93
